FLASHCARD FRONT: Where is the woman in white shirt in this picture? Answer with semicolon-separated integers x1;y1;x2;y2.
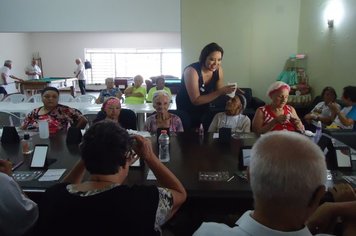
304;86;340;126
208;94;251;133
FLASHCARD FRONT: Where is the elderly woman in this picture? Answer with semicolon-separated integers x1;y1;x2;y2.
208;95;251;133
124;75;146;104
22;87;87;134
144;90;183;133
37;121;186;235
328;86;356;130
146;76;172;102
93;96;136;130
304;86;340;126
252;81;304;134
96;77;122;104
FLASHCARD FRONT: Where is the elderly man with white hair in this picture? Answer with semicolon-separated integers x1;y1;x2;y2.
74;58;86;95
0;60;23;95
95;77;122;104
194;131;349;236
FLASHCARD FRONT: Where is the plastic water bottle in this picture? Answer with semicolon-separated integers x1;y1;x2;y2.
313;121;322;143
199;123;204;136
22;133;33;154
158;130;170;162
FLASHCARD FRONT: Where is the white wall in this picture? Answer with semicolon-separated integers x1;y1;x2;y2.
28;32;181;77
298;0;356;97
0;0;180;32
0;34;31;93
181;0;300;101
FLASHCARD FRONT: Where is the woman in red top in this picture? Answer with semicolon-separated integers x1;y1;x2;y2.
22;87;87;134
252;81;304;134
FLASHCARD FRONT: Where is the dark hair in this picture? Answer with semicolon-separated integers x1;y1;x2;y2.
342;86;356;102
41;87;59;96
199;42;224;65
80;121;132;175
321;86;337;101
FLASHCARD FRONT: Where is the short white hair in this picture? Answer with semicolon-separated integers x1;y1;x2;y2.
249;131;326;207
105;77;114;84
152;90;170;104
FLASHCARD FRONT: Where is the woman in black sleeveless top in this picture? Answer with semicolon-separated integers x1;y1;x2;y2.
176;42;241;129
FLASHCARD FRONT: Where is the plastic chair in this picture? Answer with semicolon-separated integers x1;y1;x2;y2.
74;94;96;104
26;94;42;103
59;94;75;102
2;94;27;103
0;111;21;128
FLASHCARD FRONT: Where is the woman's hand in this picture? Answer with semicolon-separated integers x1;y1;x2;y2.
131;135;155;161
218;84;236;96
328;102;340;114
330;183;356;202
307;202;337;235
274;114;289;124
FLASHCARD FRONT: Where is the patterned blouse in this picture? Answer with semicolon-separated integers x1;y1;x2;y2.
23;104;83;134
259;104;296;131
98;88;122;103
67;184;173;231
144;113;184;133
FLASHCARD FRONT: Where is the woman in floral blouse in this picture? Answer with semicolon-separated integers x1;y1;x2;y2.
22;87;87;134
144;90;184;133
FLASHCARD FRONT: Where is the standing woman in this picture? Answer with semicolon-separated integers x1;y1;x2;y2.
176;42;239;129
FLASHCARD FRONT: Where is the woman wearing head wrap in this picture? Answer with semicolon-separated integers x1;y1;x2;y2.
252;81;304;134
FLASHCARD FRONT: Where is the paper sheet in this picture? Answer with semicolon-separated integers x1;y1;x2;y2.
38;169;66;181
147;169;157;180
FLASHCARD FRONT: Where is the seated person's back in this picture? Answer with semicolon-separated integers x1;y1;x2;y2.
36;121;186;236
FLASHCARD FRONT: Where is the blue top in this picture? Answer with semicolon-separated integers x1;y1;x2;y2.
98;88;122;103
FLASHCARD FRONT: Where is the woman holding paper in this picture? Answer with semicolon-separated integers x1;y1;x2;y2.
176;42;242;129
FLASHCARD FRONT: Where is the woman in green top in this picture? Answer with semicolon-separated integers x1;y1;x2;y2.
146;76;172;102
124;75;147;104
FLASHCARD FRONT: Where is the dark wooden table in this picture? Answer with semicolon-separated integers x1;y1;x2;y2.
1;131;257;200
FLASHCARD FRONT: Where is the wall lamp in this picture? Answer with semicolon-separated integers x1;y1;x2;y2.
327;19;334;28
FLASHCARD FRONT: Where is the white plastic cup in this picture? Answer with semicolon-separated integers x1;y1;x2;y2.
38;120;49;139
227;82;237;98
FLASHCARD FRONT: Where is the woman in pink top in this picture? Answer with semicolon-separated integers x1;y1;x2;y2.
252;81;304;134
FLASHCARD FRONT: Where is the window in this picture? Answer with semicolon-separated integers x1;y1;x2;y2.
85;48;181;84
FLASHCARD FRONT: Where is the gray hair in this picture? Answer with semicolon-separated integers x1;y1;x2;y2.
152;90;170;104
105;77;114;84
249;131;326;207
133;75;143;83
4;60;12;66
